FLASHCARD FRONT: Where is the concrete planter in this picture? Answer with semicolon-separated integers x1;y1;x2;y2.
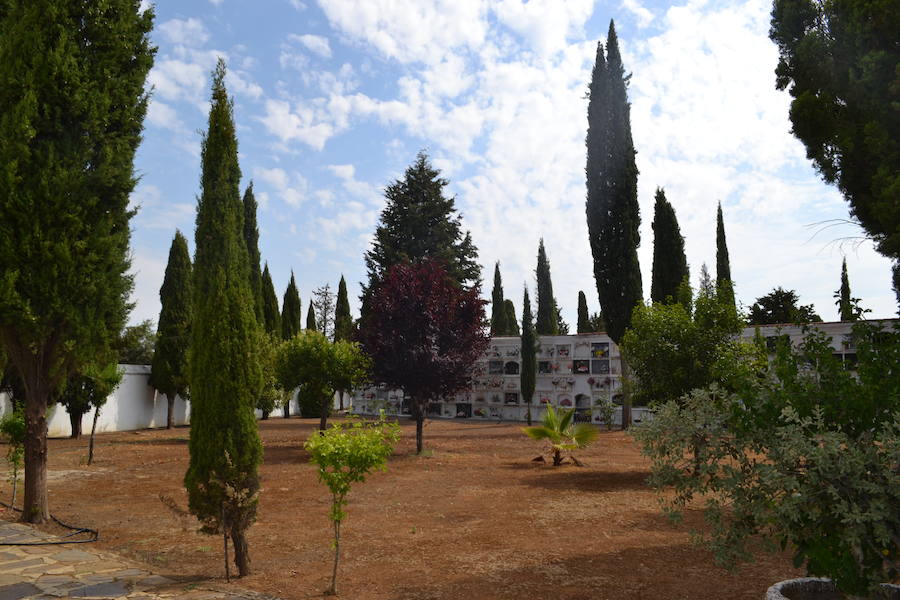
767;578;900;600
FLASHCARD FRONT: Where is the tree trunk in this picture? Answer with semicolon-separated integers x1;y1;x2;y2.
319;392;329;431
22;386;50;523
166;394;175;429
260;410;269;420
337;389;345;411
230;527;251;577
69;410;83;439
87;405;101;465
327;518;341;595
415;408;424;455
282;399;290;418
619;356;633;430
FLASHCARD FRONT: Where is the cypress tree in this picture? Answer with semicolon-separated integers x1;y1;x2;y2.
150;231;192;429
585;20;643;348
281;272;302;340
242;183;264;323
490;262;509;336
535;239;559;335
520;287;537;426
0;0;154;522
334;275;353;343
577;291;591;333
504;300;520;336
650;188;690;306
306;303;317;331
260;263;281;337
893;262;900;316
716;202;735;309
585;21;642;429
184;60;262;578
837;258;853;321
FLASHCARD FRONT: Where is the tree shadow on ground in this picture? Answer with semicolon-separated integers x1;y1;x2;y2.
508;465;652;493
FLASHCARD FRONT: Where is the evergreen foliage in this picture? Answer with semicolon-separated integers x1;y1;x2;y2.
650;189;690;307
150;231;192;429
894;263;900;316
312;283;335;339
116;320;156;365
255;332;281;419
523;405;598;466
333;275;353;343
504;300;519;336
835;258;854;321
306;303;317;332
715;202;735;309
281;272;302;340
577;291;591;333
362;151;480;312
748;287;822;325
769;0;900;259
358;259;489;454
535;240;559;335
260;264;281;337
184;60;262;578
490;262;509;336
59;362;121;440
555;306;569;335
585;21;643;347
520;287;537;425
0;0;154;523
242;183;264;323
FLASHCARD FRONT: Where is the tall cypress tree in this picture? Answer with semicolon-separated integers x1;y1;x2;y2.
281;272;302;340
306;303;317;332
836;258;854;321
585;20;642;346
150;231;192;429
716;202;735;309
535;239;559;335
490;262;509;336
504;300;520;336
260;263;281;337
184;60;262;577
0;0;154;522
334;275;353;343
520;287;537;426
242;183;264;323
577;291;591;333
650;188;690;306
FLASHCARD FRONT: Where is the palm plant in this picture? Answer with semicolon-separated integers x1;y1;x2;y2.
523;404;598;466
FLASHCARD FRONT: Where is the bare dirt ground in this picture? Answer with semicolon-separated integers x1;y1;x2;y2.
0;418;800;599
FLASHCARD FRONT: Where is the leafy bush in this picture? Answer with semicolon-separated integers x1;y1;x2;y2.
634;322;900;595
0;406;25;505
305;415;399;595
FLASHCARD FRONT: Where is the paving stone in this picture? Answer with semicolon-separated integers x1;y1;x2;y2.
0;575;21;586
51;549;98;563
0;558;45;571
69;580;131;598
110;568;148;578
0;582;43;600
0;553;21;563
135;575;173;587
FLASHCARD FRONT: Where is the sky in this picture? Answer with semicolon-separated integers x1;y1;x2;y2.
128;0;898;330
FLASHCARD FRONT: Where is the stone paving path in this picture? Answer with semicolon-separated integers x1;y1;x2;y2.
0;522;280;600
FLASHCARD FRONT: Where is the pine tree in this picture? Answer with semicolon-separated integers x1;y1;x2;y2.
150;231;192;429
716;202;735;309
0;0;154;523
585;20;643;347
585;21;642;429
334;276;353;343
650;188;690;307
306;303;317;332
504;300;520;336
520;287;537;426
261;264;281;337
362;151;480;312
836;258;853;321
577;291;591;333
281;272;302;340
490;262;509;336
242;183;264;323
535;239;559;335
184;60;262;578
312;283;335;339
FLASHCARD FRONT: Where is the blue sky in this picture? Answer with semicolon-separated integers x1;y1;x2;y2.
129;0;897;328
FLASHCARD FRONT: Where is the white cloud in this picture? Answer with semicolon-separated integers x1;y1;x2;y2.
621;0;654;28
146;99;182;131
327;164;355;180
158;18;210;47
254;166;309;207
291;33;332;58
493;0;595;56
289;0;307;10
